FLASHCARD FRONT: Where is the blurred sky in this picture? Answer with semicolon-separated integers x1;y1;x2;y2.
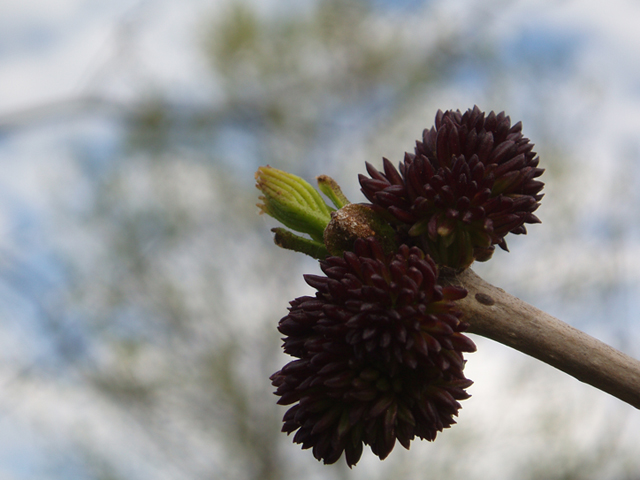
1;0;640;478
3;0;640;217
4;0;640;333
3;0;640;187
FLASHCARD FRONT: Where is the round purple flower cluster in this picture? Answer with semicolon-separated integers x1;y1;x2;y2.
271;238;476;466
359;106;544;270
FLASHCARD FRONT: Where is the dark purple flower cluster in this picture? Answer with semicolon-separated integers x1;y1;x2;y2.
359;106;544;270
271;238;476;466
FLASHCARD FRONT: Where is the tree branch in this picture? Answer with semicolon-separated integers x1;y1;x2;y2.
447;268;640;409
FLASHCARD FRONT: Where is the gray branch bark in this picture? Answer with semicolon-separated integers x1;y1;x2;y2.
447;269;640;409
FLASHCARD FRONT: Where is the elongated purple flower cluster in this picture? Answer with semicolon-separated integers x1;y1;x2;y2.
270;238;476;466
359;106;544;270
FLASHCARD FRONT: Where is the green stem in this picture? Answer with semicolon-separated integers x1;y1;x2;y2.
271;228;329;259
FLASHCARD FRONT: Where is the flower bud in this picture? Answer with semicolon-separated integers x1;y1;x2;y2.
323;203;398;256
271;237;475;466
359;106;544;270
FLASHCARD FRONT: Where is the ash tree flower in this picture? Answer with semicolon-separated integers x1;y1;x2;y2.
359;106;545;270
270;237;476;466
258;106;548;466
